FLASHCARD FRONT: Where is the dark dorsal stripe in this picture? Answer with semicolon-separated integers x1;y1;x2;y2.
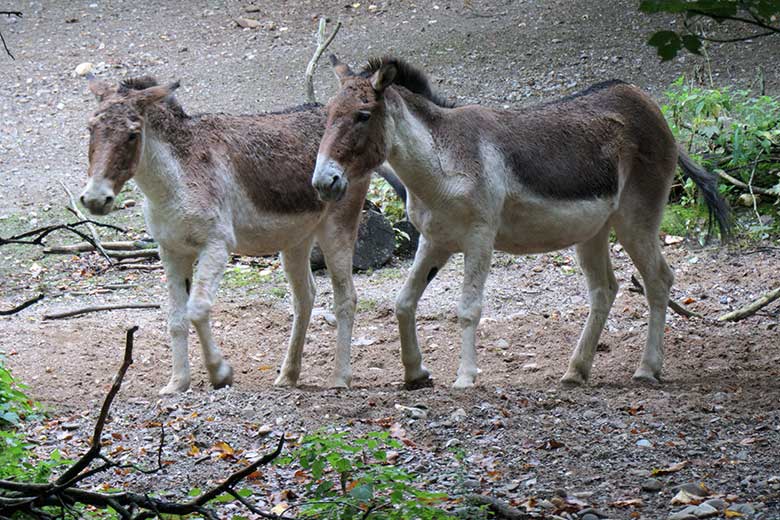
360;56;455;108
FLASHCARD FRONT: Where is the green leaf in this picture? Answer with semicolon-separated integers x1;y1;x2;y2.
648;30;683;61
682;34;703;55
350;483;374;502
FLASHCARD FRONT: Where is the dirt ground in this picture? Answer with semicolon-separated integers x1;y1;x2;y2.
1;1;780;519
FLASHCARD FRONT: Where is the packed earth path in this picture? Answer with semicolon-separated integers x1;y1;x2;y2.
1;1;779;519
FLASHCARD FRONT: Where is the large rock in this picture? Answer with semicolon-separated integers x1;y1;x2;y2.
393;219;420;259
310;208;395;271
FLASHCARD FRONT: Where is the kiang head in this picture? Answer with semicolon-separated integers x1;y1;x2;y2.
79;75;180;215
311;54;398;202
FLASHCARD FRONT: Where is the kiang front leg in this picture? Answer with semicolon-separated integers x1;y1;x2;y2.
274;238;316;387
158;248;195;395
453;239;493;389
395;236;451;388
188;241;234;389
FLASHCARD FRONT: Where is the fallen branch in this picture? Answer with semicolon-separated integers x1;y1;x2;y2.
465;494;531;519
629;275;703;319
0;326;290;519
44;240;156;254
115;263;163;271
0;293;44;316
304;17;342;103
715;169;778;197
0;220;124;248
718;286;780;322
43;303;160;320
0;11;22;60
60;181;113;265
105;249;159;260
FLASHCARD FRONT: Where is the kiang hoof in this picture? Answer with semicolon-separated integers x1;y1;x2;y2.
403;375;434;391
327;375;352;389
452;376;477;390
632;371;661;386
211;364;234;390
159;379;190;396
560;371;587;387
273;373;299;388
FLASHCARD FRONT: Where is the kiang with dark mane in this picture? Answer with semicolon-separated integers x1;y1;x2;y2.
80;74;371;393
313;54;730;390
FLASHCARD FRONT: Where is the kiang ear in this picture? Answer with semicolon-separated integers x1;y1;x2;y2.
370;63;397;93
329;54;354;82
134;80;181;108
86;73;113;102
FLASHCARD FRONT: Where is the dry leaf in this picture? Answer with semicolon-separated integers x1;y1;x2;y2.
651;460;688;476
671;489;703;505
610;498;644;508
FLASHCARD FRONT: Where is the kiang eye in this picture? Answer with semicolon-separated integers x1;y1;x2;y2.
356;110;371;123
128;133;138;142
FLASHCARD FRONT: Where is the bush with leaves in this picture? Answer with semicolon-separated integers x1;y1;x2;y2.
368;177;406;224
278;431;449;520
640;0;780;60
661;76;780;233
0;358;66;483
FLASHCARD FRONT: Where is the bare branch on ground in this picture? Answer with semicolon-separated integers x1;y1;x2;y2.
42;304;161;320
629;275;703;319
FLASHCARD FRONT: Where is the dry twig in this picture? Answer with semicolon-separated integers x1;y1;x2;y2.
44;240;156;254
629;275;703;319
0;326;290;519
43;303;160;320
304;17;341;103
60;181;114;265
718;286;780;322
0;11;22;60
0;293;44;316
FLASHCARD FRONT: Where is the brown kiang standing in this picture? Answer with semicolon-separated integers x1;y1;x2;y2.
312;55;730;389
80;76;370;393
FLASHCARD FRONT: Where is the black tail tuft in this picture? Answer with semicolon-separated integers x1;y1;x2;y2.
677;149;732;242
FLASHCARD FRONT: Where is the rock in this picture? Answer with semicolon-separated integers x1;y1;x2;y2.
522;363;539;371
636;438;652;448
738;193;760;207
353;209;395;270
121;198;137;208
726;503;755;516
581;514;599;520
394;403;428;420
692;503;718;518
701;498;726;511
463;478;480;489
393;220;419;258
642;478;663;492
668;506;697;520
450;408;467;421
235;17;262;28
310;209;394;271
75;62;93;76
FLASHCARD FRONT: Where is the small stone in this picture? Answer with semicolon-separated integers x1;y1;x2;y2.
235;17;261;28
463;478;480;489
692;503;718;518
636;438;652;448
122;198;137;208
726;503;755;515
496;339;509;349
522;363;539;371
75;62;94;76
642;478;663;492
581;514;599;520
668;505;698;520
702;498;726;511
450;408;467;421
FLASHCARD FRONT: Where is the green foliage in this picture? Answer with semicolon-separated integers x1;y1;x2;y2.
368;177;406;224
640;0;780;60
0;358;34;426
0;358;67;483
278;431;449;520
661;77;780;235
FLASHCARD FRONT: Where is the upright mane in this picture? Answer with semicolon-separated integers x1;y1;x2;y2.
360;57;455;108
119;76;188;118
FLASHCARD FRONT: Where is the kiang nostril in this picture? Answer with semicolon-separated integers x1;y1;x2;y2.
104;196;114;206
330;175;340;188
79;195;86;206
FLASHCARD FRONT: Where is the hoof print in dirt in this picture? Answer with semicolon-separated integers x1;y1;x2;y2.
311;208;395;271
393;219;420;258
